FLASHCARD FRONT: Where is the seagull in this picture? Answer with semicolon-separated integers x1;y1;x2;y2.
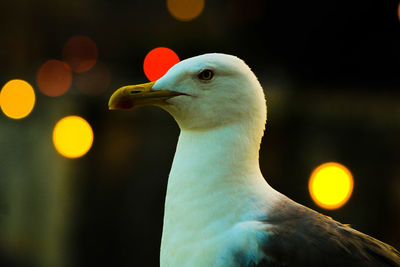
108;53;400;266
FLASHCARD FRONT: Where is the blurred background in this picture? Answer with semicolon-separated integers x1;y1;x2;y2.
1;0;400;266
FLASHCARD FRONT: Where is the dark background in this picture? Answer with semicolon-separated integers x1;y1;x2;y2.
0;0;399;266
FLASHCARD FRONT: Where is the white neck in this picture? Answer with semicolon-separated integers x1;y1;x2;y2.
169;122;262;187
160;122;280;266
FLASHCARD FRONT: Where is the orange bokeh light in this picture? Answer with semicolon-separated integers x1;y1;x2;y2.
62;35;98;73
398;3;400;21
167;0;205;21
36;60;72;97
0;79;35;119
75;61;111;95
143;47;180;81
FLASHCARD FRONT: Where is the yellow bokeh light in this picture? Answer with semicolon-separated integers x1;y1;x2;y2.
53;116;94;158
0;79;35;119
309;162;354;210
167;0;205;21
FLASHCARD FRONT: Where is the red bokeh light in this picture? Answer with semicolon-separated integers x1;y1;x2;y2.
62;35;98;73
143;47;180;81
36;60;72;97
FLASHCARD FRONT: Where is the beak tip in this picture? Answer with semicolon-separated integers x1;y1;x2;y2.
108;92;122;110
108;81;157;111
108;101;116;110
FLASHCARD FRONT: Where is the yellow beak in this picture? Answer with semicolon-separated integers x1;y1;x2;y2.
108;81;183;110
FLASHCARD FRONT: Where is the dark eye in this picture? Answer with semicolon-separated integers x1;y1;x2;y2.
198;69;214;81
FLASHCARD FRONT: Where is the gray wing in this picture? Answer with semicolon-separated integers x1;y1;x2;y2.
252;197;400;267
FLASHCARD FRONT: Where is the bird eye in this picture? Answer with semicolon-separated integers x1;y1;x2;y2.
198;69;214;81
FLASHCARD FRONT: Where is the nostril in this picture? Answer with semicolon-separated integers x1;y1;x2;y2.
129;90;142;94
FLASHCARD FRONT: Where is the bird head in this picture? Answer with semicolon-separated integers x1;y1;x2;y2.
109;53;266;131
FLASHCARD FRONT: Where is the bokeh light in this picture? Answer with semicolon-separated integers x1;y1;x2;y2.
0;79;35;119
309;162;354;210
167;0;205;21
398;2;400;21
36;60;72;97
74;61;111;95
53;116;94;158
143;47;180;81
62;35;98;73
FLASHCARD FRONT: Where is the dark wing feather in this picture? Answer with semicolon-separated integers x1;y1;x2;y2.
253;197;400;267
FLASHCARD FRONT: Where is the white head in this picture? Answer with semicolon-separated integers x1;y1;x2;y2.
109;53;267;135
154;53;266;131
